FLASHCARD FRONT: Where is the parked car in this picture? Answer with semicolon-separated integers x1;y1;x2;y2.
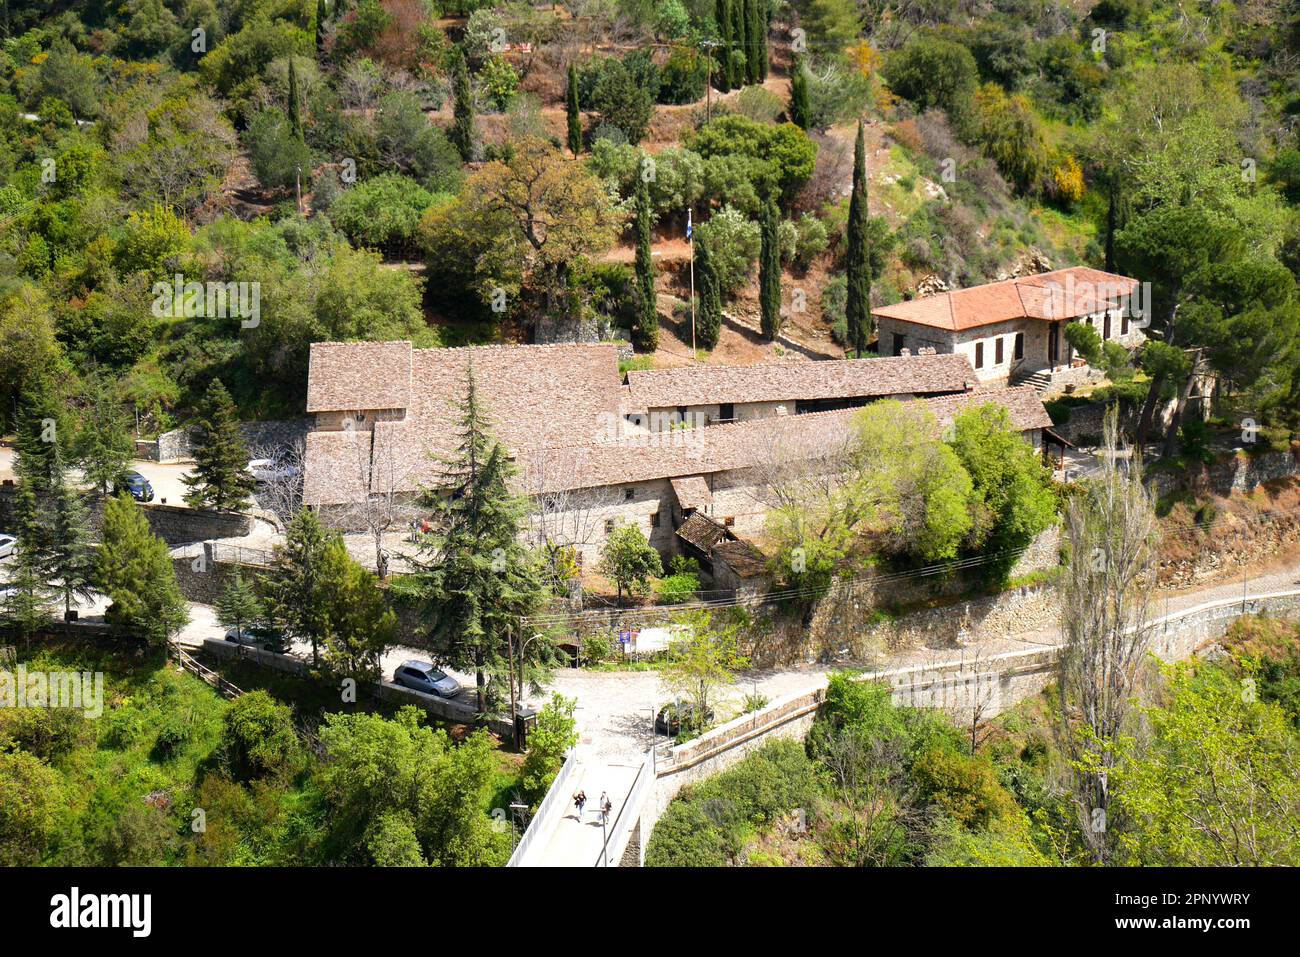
393;660;461;698
0;533;16;559
114;471;154;503
223;625;289;653
247;458;300;484
655;702;714;737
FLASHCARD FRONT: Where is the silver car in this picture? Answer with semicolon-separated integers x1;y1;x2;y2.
0;534;15;559
394;660;461;698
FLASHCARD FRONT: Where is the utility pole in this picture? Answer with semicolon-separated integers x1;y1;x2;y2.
699;40;719;123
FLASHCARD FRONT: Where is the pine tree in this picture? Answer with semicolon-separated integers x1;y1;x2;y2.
634;161;659;351
412;365;546;714
96;493;189;645
728;0;747;89
217;568;265;638
75;375;133;498
566;62;582;156
696;231;723;350
845;119;872;357
265;508;331;667
0;485;58;650
450;45;475;162
43;447;95;621
317;537;395;684
288;57;303;140
790;56;811;130
183;379;256;512
759;195;782;340
715;0;733;94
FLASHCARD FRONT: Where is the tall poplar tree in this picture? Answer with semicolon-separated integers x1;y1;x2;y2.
845;120;872;357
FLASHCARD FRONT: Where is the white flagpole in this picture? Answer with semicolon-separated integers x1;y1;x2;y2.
688;207;696;358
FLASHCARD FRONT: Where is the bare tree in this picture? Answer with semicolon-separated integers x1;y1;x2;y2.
246;437;306;527
1055;407;1160;863
520;445;622;598
815;724;928;867
329;424;423;578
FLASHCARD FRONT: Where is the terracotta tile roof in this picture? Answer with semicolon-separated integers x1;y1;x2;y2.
301;343;1051;506
306;340;414;412
624;353;975;410
670;475;713;512
676;512;729;553
871;267;1140;331
712;539;771;580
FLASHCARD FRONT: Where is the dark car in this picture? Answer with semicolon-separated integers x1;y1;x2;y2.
115;471;154;503
655;702;714;737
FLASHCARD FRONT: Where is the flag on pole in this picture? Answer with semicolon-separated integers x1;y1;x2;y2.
686;208;693;242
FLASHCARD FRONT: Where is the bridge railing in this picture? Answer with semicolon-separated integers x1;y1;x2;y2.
507;748;579;867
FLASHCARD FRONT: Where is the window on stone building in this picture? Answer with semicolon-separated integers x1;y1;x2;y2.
995;338;1004;365
651;511;660;528
623;488;634;501
1014;332;1024;360
974;341;984;368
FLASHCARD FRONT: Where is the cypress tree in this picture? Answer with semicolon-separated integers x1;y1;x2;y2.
745;0;764;85
696;231;722;350
759;195;782;341
566;62;582;156
288;57;303;140
450;45;475;162
845;120;872;357
182;378;257;512
728;0;746;89
633;161;659;351
316;0;328;52
790;56;811;129
412;365;547;715
757;0;769;80
715;0;733;94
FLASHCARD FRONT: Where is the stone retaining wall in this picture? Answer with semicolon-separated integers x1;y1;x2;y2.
153;419;310;463
635;587;1300;862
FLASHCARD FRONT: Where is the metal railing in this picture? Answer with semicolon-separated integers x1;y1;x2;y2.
594;750;655;867
506;748;580;867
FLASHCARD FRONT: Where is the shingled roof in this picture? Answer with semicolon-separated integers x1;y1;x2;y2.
871;267;1140;332
623;353;976;411
306;340;414;413
302;343;1052;507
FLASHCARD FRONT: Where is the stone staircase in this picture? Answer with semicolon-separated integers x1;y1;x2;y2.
1012;368;1055;393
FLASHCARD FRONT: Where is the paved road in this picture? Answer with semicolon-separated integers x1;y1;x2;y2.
0;447;195;507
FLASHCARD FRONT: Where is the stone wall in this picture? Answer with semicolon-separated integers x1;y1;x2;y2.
154;418;310;463
0;486;249;546
634;587;1300;862
1148;448;1299;500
